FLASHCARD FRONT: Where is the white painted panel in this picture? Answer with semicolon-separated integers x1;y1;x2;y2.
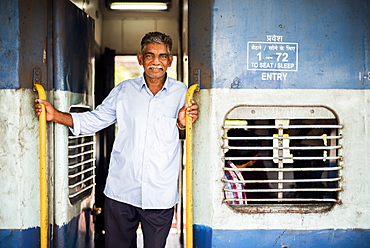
103;20;122;52
53;90;95;226
102;18;179;55
156;19;179;54
0;89;40;228
192;89;370;230
123;20;156;54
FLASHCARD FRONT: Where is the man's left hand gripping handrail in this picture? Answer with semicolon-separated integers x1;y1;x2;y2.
185;83;199;248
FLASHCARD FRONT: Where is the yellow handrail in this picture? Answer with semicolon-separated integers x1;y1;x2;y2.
34;84;48;248
185;84;199;248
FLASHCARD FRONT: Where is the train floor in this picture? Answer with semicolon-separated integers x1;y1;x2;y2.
137;228;183;248
95;228;182;247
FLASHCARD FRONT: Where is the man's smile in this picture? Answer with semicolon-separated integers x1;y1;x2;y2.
148;65;164;70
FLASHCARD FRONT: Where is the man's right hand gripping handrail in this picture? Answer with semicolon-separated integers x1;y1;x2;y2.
34;83;48;248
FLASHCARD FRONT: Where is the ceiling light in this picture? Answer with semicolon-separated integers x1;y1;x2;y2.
110;2;168;11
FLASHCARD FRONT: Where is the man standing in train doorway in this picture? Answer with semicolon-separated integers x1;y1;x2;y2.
35;31;198;248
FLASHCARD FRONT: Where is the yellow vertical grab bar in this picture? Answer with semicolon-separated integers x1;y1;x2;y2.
34;84;48;248
185;84;198;248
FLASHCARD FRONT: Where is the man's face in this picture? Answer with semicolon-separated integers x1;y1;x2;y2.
137;43;173;80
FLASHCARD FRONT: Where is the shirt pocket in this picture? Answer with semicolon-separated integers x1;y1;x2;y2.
156;115;178;145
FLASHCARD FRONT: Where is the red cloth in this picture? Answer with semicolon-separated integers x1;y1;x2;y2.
224;161;247;204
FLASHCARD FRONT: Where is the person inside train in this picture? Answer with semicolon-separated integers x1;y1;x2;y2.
225;129;271;202
289;120;329;199
35;31;198;248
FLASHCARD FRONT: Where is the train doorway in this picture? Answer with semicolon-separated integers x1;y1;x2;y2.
112;54;184;248
94;46;185;248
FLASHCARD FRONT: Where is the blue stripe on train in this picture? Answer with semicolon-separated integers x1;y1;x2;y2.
0;213;93;248
0;0;20;89
0;228;39;248
54;213;94;248
194;224;370;248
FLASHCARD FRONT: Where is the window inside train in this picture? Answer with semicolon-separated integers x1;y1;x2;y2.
68;106;96;205
222;106;343;213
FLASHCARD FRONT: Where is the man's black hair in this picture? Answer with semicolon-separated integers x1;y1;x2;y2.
140;31;173;54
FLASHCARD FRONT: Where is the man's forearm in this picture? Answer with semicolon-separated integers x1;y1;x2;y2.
53;111;74;128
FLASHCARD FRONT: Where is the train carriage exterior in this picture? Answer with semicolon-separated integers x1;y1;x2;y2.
0;0;96;247
1;0;370;247
188;0;370;247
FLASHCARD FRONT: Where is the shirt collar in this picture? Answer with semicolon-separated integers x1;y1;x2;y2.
139;73;169;93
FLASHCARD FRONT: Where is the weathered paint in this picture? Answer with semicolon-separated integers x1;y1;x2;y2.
0;211;94;248
0;89;95;246
54;210;94;248
189;0;370;89
53;0;95;94
0;89;41;228
0;0;48;90
0;228;39;248
0;0;95;246
194;224;370;248
0;0;20;89
189;1;370;244
191;89;370;244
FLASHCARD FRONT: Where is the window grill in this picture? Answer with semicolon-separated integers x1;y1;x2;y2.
68;106;96;205
222;106;343;213
68;134;96;204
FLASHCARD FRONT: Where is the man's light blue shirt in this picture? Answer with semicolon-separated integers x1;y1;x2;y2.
70;76;187;209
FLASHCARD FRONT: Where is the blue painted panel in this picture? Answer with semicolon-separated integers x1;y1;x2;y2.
54;0;95;94
0;0;20;89
190;0;370;89
0;228;39;248
194;224;213;248
194;224;370;248
0;211;93;248
54;210;94;248
215;0;370;89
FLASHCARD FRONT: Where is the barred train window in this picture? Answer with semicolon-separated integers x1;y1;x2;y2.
222;106;343;213
68;106;96;205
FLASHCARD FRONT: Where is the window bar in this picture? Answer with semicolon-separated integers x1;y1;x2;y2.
68;158;96;169
68;149;95;159
222;177;341;184
68;165;96;178
226;135;342;141
226;145;342;151
225;156;342;161
224;166;342;172
69;174;95;188
68;183;96;199
277;123;284;200
68;134;95;139
224;124;343;130
225;188;341;193
224;198;339;203
68;141;95;149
